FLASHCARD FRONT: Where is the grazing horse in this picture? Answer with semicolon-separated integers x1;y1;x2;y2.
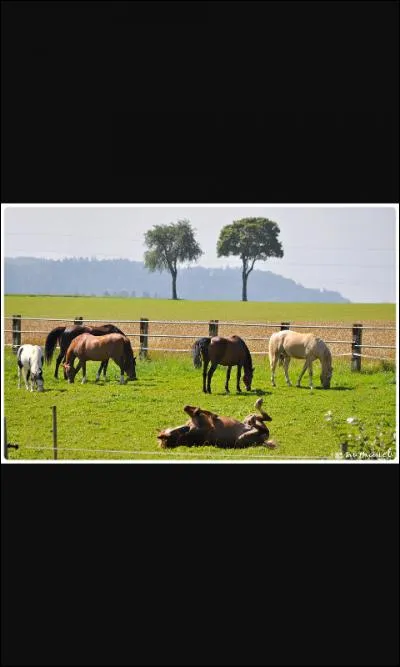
17;344;44;392
269;329;333;389
192;335;255;394
45;323;126;380
158;398;276;449
63;333;137;384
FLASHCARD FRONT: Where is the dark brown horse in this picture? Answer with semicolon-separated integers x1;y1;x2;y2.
63;333;136;384
158;398;275;449
192;335;255;394
45;323;127;380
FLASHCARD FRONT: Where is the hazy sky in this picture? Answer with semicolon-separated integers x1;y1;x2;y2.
2;205;398;303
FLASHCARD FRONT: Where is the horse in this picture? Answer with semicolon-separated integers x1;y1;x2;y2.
44;323;127;380
268;329;333;389
192;335;255;394
158;398;276;449
62;333;137;384
17;344;45;392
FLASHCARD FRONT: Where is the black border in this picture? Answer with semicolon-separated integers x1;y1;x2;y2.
2;1;399;666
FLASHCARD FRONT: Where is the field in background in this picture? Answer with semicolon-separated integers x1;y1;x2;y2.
4;295;396;321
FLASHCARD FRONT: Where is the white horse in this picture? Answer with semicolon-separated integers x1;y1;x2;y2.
17;344;45;392
269;330;333;389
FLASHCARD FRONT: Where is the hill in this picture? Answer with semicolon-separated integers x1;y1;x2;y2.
4;257;351;302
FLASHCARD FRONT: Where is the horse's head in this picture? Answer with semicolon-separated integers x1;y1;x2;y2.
320;365;333;389
125;353;137;381
243;366;255;392
63;363;75;383
31;370;44;392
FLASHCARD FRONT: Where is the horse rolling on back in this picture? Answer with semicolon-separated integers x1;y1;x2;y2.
17;344;45;392
192;335;254;394
44;323;126;380
269;330;333;389
63;333;137;385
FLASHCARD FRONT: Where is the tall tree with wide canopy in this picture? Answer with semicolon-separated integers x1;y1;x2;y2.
217;218;284;301
144;219;203;300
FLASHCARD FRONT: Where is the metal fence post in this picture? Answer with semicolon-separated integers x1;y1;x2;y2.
140;318;149;359
52;406;58;460
208;319;219;337
280;321;290;330
12;315;21;353
351;323;363;371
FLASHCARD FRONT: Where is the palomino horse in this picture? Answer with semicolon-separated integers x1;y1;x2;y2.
269;330;333;389
17;344;45;392
45;323;126;380
158;398;276;449
192;335;255;394
63;333;137;384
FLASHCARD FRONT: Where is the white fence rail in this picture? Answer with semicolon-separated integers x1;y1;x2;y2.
4;315;397;368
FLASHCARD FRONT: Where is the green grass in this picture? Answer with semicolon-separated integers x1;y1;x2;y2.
3;348;396;461
4;295;396;322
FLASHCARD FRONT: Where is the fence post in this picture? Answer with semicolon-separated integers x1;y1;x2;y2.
52;406;58;460
280;321;290;330
74;316;84;326
209;319;219;337
351;324;363;371
4;417;7;460
12;315;21;353
140;318;149;359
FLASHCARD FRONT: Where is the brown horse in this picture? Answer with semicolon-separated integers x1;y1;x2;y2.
45;323;127;380
192;335;255;394
158;398;276;449
63;333;137;384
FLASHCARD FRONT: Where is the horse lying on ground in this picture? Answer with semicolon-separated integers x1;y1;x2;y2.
17;344;45;392
192;335;255;394
269;329;333;389
157;398;276;449
63;333;137;384
44;323;126;380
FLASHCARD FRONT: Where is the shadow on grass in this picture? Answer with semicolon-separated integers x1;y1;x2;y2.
296;385;354;391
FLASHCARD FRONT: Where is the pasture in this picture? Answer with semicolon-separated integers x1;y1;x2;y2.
3;296;397;462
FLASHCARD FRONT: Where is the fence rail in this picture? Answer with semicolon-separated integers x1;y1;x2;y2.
4;315;397;369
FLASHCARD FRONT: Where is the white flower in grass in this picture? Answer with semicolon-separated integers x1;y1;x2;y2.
325;410;333;421
346;417;357;424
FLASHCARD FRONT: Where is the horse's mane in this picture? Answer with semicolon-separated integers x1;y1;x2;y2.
236;336;253;370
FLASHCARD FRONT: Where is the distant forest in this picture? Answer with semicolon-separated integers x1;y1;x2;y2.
4;257;350;302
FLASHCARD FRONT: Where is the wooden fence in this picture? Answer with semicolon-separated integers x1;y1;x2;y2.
4;314;397;370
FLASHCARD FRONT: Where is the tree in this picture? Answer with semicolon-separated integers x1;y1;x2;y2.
217;218;284;301
144;219;203;300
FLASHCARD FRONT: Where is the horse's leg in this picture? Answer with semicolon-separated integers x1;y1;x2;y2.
80;361;87;384
236;365;242;392
225;366;232;393
283;357;292;386
17;364;22;389
202;357;209;393
55;350;64;379
117;356;125;384
296;359;309;388
270;353;278;387
207;362;218;394
308;360;314;389
103;360;109;380
95;362;103;382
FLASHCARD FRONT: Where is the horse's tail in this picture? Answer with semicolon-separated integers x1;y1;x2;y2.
192;337;211;368
44;326;66;364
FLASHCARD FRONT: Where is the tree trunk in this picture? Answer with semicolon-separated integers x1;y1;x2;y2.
171;271;178;300
242;269;248;302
